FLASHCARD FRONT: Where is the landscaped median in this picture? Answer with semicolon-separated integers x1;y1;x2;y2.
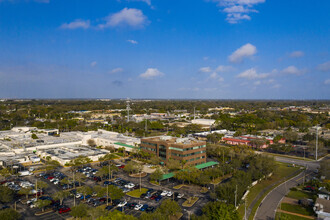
182;197;199;207
126;188;148;198
236;162;302;220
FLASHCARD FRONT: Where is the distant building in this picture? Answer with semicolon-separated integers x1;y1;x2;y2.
140;136;206;166
222;135;285;148
314;198;330;220
191;119;216;129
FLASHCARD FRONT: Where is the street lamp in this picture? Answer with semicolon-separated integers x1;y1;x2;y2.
315;126;320;161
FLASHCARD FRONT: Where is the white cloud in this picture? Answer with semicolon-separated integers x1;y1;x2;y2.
99;8;148;29
272;84;281;89
324;79;330;85
60;19;90;29
110;68;124;74
210;0;265;23
140;68;164;79
208;72;224;83
289;51;304;58
199;67;212;73
90;61;97;67
229;43;257;63
254;80;261;86
281;65;305;75
127;39;138;44
237;68;269;79
317;61;330;72
216;65;234;72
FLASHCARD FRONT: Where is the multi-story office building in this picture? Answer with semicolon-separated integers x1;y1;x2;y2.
140;136;206;166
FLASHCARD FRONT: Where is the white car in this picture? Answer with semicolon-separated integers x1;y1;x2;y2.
118;201;127;207
134;204;143;210
125;183;135;189
76;193;83;199
167;191;173;197
27;198;37;205
53;180;60;185
177;193;184;199
50;178;58;183
161;191;168;196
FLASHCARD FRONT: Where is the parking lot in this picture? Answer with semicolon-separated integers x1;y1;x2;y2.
0;161;210;220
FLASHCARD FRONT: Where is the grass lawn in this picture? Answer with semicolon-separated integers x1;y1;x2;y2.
286;190;315;200
182;197;199;207
280;203;315;216
275;212;312;220
150;180;160;185
126;188;148;198
210;174;232;185
173;184;186;189
236;162;301;219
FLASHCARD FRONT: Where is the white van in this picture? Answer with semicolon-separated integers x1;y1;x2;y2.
18;171;31;176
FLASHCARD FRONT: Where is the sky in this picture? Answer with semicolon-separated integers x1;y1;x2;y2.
0;0;329;99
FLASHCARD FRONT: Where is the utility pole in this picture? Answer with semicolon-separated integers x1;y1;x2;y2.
315;126;319;161
35;180;38;200
244;200;247;220
73;171;76;207
126;99;131;123
193;107;196;120
235;184;238;207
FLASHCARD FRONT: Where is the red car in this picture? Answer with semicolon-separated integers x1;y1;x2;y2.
47;176;54;180
119;165;125;169
59;207;71;214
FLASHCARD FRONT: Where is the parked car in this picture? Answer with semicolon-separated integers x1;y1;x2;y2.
177;193;184;199
118;201;127;207
140;204;148;211
155;195;162;202
167;191;173;197
105;205;113;210
160;191;168;196
58;206;71;214
134;204;143;210
127;202;137;209
146;206;155;213
140;193;147;199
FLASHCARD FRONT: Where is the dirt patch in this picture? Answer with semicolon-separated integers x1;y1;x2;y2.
282;197;299;205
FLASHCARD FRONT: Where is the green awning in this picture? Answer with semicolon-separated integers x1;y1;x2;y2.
114;142;137;149
159;161;219;181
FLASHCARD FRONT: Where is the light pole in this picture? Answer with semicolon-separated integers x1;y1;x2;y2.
315;126;319;161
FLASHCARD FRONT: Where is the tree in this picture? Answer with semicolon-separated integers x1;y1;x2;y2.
31;133;38;139
319;158;330;179
88;206;107;220
19;187;32;200
98;210;137;220
150;168;163;183
0;168;13;180
53;190;70;205
107;185;124;205
201;201;239;220
0;208;21;220
87;139;96;147
0;185;14;203
35;199;51;212
71;203;88;219
150;156;161;165
77;186;92;201
36;180;48;197
283;131;298;143
156;199;181;217
166;159;181;171
75;172;86;187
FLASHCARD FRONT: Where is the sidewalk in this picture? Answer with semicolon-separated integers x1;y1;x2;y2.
277;209;316;219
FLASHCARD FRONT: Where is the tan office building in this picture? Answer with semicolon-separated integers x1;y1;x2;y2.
140;136;206;166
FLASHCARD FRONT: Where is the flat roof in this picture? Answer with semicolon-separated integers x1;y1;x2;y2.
159;161;219;181
114;142;136;149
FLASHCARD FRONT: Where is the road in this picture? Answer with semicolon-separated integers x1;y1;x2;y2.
254;156;323;220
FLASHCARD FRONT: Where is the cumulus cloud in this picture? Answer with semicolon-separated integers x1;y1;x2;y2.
199;67;212;73
209;0;265;23
110;68;124;74
209;72;224;82
237;68;269;79
290;51;304;58
127;39;138;44
216;65;234;72
282;65;305;75
99;8;148;29
140;68;164;79
324;79;330;85
90;61;97;67
229;43;257;63
60;19;90;29
317;61;330;72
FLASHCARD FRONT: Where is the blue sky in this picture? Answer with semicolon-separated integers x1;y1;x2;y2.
0;0;329;99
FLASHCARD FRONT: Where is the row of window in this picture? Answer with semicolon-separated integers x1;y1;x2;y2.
171;150;206;158
169;145;206;152
140;146;156;152
189;156;206;162
141;141;157;147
